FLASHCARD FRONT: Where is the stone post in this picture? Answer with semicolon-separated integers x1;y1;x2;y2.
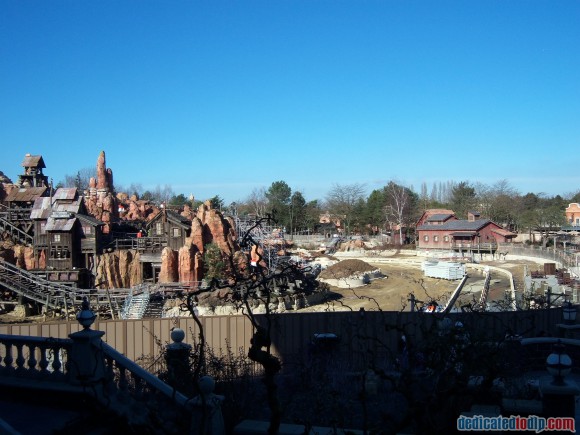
189;376;225;435
68;298;106;385
540;379;579;420
165;328;192;395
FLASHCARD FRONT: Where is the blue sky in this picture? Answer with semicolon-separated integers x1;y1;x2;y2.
1;0;579;204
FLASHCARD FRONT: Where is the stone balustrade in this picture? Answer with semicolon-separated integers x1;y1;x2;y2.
0;300;194;433
0;334;71;382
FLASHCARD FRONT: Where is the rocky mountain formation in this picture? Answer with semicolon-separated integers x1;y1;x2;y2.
0;150;254;291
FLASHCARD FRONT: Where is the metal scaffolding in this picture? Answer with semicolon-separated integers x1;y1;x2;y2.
234;216;287;272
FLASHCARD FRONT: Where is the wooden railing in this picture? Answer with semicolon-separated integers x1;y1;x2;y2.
109;236;167;251
452;242;498;250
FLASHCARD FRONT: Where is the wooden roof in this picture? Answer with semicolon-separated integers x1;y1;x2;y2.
4;186;47;202
52;187;77;201
491;228;517;238
76;214;104;227
45;216;77;232
21;154;45;169
416;209;455;226
425;213;455;222
418;218;516;238
418;219;494;232
30;188;84;219
30;197;52;219
147;209;191;229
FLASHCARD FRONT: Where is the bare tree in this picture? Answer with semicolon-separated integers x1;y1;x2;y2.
245;187;268;217
179;214;324;434
152;184;174;205
325;182;367;235
60;166;97;191
384;181;415;245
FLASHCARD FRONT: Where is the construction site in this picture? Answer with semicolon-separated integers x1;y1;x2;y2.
0;152;328;322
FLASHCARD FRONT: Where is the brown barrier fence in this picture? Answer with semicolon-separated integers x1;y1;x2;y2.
0;307;567;372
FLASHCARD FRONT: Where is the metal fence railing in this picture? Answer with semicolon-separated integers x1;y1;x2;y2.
500;243;579;273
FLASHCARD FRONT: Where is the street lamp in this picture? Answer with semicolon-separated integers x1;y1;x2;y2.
563;301;577;325
546;341;572;386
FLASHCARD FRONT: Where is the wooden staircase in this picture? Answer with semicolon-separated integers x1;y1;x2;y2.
0;259;131;315
0;258;76;310
0;215;33;246
120;285;151;319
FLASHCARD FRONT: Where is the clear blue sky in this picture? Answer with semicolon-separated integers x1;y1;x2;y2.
1;1;579;204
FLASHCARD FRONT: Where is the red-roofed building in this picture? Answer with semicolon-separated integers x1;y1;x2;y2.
416;209;517;254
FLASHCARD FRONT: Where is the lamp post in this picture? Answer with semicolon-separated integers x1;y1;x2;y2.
546;342;573;386
563;301;577;325
540;340;579;420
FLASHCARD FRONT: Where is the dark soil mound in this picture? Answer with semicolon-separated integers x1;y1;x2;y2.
318;259;377;279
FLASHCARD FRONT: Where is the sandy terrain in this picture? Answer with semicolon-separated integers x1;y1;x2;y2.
0;256;536;324
305;258;533;312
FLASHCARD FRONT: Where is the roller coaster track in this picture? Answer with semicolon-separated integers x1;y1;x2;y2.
0;215;33;246
478;270;492;309
0;259;130;314
0;258;78;310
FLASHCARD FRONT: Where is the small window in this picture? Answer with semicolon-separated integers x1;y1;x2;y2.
444;235;449;242
172;228;181;238
433;235;439;242
84;226;92;235
156;222;163;235
53;234;61;242
423;235;429;242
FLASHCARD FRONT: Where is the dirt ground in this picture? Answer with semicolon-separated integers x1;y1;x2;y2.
304;258;533;312
0;257;536;324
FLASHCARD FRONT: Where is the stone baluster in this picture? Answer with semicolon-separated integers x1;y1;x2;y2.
38;343;50;374
3;342;14;372
118;365;129;396
104;353;118;396
15;342;25;372
49;344;63;376
132;373;144;401
27;343;37;373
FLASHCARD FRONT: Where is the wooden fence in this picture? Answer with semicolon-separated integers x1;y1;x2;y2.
0;307;568;373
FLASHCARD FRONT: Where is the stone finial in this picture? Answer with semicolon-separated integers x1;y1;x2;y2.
190;375;225;435
171;327;185;344
198;375;215;396
167;327;191;352
76;297;96;330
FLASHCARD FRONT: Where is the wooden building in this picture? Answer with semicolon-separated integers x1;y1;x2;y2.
2;186;48;236
30;188;104;286
415;209;456;227
146;208;191;251
18;154;49;188
0;154;51;238
416;209;516;254
77;213;105;269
